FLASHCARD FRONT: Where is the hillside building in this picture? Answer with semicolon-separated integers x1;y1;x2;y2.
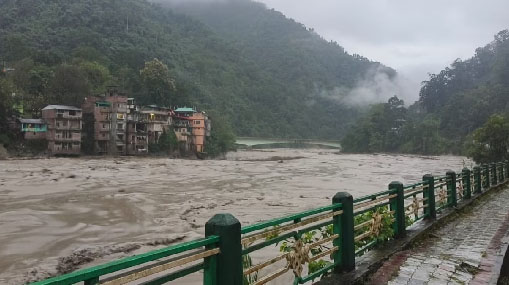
19;119;47;140
126;98;148;155
82;88;128;155
173;107;210;153
139;105;172;144
42;105;82;155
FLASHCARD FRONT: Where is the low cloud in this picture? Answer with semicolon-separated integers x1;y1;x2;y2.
319;67;419;107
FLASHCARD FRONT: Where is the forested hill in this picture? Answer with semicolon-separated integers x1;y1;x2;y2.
418;30;509;140
340;30;509;157
0;0;393;139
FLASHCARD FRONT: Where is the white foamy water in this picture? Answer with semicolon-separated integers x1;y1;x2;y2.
0;149;471;284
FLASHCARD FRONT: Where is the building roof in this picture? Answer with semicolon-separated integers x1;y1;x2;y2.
174;107;195;113
42;105;81;111
19;119;45;124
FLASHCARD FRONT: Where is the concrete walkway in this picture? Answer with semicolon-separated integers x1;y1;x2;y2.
369;186;509;285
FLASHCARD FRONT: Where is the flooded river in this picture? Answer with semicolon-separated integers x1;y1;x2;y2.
0;149;471;284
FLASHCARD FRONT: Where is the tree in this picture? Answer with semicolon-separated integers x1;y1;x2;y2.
78;61;111;94
158;128;178;153
50;64;91;106
139;58;177;107
466;114;509;163
205;114;236;157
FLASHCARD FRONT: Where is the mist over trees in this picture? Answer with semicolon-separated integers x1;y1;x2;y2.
342;30;509;160
0;0;396;143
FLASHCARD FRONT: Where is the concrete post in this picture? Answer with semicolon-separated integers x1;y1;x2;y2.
389;181;405;238
423;174;436;219
205;214;242;285
333;192;355;272
446;170;457;207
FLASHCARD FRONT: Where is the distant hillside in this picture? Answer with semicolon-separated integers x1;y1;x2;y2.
419;29;509;140
0;0;395;139
340;29;509;155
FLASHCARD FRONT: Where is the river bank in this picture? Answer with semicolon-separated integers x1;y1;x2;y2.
0;149;471;284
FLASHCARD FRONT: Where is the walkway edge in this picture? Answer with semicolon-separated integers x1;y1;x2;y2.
317;181;509;285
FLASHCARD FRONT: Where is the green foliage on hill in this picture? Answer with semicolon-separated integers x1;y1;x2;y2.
0;0;391;141
342;30;509;157
466;114;509;163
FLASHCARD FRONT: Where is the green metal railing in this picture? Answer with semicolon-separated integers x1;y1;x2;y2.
31;161;509;285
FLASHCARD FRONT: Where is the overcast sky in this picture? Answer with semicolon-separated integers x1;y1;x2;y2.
256;0;509;94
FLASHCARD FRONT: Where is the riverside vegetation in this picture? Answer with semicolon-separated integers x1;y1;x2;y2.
0;0;393;157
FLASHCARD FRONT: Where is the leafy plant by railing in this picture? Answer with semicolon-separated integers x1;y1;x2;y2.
276;224;335;280
354;206;394;251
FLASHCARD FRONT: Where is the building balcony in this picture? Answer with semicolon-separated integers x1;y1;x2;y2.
53;125;81;131
53;137;81;142
56;114;82;120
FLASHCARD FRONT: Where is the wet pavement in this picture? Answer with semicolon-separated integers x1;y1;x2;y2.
371;185;509;285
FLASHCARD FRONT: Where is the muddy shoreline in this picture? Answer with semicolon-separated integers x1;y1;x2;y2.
0;149;470;284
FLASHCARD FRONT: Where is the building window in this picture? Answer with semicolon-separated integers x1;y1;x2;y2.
195;120;201;125
69;110;76;116
117;123;123;130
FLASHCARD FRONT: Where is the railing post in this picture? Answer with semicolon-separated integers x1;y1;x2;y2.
505;160;509;181
423;174;436;219
333;192;355;272
462;168;471;199
483;164;490;189
389;181;405;238
205;214;242;285
473;166;482;194
499;162;505;182
491;162;498;185
446;170;457;207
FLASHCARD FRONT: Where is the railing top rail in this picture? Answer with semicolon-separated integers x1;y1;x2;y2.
353;189;397;204
31;235;219;285
241;203;342;235
403;181;425;189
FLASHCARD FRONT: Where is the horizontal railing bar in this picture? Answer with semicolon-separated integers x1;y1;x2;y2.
138;262;204;285
241;203;342;235
354;201;391;216
404;190;424;199
355;240;377;256
102;248;220;285
244;253;288;276
354;219;373;231
100;248;205;284
353;189;397;203
354;194;397;210
252;266;289;285
298;261;338;284
309;246;338;263
31;236;219;285
298;220;334;236
242;231;296;255
242;210;342;246
403;182;425;189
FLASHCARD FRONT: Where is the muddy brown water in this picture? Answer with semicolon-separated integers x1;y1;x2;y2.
0;149;471;284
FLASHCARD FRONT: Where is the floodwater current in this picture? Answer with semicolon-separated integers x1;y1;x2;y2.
0;149;471;284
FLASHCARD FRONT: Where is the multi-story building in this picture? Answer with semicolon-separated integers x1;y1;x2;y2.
126;98;148;155
19;119;47;140
42;105;82;155
139;105;172;144
82;88;128;155
173;108;211;153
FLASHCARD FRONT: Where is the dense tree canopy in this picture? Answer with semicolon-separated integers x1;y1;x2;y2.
0;0;391;140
